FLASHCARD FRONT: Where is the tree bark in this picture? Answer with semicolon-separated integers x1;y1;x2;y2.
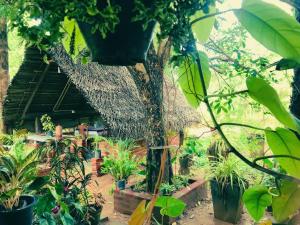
0;18;9;133
290;7;300;118
127;43;173;193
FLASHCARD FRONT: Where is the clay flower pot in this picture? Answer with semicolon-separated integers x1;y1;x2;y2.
91;158;103;177
77;0;156;65
55;125;63;141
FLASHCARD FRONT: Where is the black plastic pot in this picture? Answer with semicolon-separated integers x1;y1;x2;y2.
116;179;126;190
77;0;156;66
88;204;103;225
0;195;36;225
210;179;244;224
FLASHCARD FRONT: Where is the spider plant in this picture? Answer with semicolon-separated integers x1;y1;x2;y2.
207;155;249;191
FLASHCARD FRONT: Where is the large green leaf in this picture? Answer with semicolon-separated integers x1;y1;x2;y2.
265;128;300;178
155;196;186;218
62;17;87;58
178;52;211;108
234;0;300;62
191;6;216;44
272;181;300;223
243;186;272;222
246;77;300;132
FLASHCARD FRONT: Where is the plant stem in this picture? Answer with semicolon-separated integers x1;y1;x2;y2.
190;32;300;184
253;155;300;165
205;90;248;99
219;122;265;131
191;9;235;25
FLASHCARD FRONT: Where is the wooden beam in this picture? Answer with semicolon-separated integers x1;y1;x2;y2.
20;64;51;123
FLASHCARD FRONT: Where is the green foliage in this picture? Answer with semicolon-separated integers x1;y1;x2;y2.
247;77;300;132
0;0;121;51
159;175;189;195
181;137;202;157
191;5;216;44
0;142;39;210
207;155;249;190
243;185;272;222
155;196;186;218
178;52;211;108
272;181;300;223
265;128;300;178
62;18;87;59
234;0;300;62
101;149;138;181
40;114;55;132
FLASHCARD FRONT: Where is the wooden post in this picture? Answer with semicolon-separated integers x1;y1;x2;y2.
0;18;9;133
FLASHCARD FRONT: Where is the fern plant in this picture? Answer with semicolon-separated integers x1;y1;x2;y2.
0;142;39;210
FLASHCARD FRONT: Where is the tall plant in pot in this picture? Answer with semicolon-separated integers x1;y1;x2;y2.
40;114;55;137
101;149;138;190
0;142;39;225
207;155;249;224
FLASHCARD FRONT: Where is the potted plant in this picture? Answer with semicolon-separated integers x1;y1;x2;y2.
0;142;39;225
207;155;248;224
40;114;55;137
86;192;105;225
101;149;138;190
179;137;201;175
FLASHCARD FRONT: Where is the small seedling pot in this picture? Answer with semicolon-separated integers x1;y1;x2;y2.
116;180;126;190
0;195;36;225
210;179;244;224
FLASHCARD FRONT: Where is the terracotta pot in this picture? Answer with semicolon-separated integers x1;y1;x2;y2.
78;124;88;139
91;158;103;177
55;125;63;141
37;164;52;177
77;0;156;65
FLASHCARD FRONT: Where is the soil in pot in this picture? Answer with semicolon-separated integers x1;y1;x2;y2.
77;0;156;65
0;195;36;225
210;179;244;224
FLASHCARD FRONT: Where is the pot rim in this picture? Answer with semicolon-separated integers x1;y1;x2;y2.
0;195;36;213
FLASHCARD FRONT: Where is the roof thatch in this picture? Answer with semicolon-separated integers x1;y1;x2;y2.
4;46;200;139
3;47;99;130
52;46;200;139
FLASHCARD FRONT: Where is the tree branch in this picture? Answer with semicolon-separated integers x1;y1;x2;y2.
219;122;265;131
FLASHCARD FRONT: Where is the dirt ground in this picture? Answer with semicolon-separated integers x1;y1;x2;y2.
88;171;254;225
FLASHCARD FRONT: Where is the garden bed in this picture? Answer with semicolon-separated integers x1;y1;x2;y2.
114;179;207;224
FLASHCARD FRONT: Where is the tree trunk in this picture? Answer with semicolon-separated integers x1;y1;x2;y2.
290;7;300;118
127;43;173;193
0;18;9;133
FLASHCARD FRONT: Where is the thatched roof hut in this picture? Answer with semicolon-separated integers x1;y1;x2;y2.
4;47;200;139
